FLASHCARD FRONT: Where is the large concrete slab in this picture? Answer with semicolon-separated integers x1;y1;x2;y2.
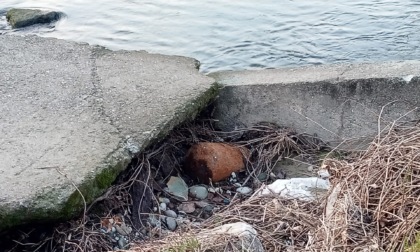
0;35;217;230
210;61;420;147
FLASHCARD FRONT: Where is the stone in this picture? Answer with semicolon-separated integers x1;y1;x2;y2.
117;237;127;249
159;202;167;211
189;185;208;200
184;143;249;183
159;197;171;204
147;216;160;227
164;209;177;218
177;202;196;213
6;8;63;29
257;172;268;182
236;186;253;195
166;176;189;202
0;35;217;230
202;204;214;213
115;223;132;236
307;165;314;172
194;201;210;208
164;217;177;231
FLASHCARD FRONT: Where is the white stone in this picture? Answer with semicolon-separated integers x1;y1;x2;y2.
159;202;167;211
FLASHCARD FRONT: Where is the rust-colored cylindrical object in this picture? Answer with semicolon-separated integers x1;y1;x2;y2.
184;142;248;184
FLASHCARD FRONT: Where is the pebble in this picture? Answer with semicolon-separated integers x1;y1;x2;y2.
223;198;230;205
177;202;196;213
236;186;253;195
203;204;214;213
164;217;177;231
189;185;208;200
118;237;127;249
160;202;167;211
307;165;314;172
166;176;189;201
257;172;268;182
111;226;116;233
233;182;242;187
226;190;232;195
194;201;210;208
115;223;132;236
148;216;160;227
159;197;171;204
231;172;237;179
164;209;178;218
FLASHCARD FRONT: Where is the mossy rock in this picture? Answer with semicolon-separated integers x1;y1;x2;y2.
6;8;63;29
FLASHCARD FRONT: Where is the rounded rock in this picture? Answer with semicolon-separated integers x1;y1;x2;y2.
118;237;127;249
189;185;209;200
164;209;178;218
159;197;171;204
184;143;249;183
236;186;253;195
159;202;167;211
164;217;177;231
257;172;268;182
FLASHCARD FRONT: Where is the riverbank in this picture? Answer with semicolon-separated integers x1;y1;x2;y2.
1;34;420;251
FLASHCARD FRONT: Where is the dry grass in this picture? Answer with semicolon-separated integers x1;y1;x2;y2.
129;122;420;252
126;195;322;252
314;123;420;251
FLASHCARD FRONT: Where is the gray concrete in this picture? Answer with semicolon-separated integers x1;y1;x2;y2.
6;8;63;29
0;35;217;230
210;61;420;148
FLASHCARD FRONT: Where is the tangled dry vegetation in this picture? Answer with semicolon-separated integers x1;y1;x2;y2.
315;123;420;251
7;119;420;252
129;122;420;252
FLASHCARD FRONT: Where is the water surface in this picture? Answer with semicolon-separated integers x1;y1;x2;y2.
1;0;419;72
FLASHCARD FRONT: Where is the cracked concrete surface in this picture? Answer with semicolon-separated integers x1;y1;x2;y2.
0;35;217;230
210;61;420;148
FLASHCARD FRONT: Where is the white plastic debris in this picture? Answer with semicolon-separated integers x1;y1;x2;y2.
260;177;330;200
317;169;330;179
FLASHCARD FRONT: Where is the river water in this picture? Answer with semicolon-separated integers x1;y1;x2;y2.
1;0;419;72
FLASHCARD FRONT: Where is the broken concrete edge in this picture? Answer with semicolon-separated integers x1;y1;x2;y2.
208;60;420;148
0;72;220;232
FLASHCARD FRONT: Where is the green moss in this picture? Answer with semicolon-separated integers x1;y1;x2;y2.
62;156;130;218
165;238;201;252
405;233;420;252
0;81;220;231
0;151;130;231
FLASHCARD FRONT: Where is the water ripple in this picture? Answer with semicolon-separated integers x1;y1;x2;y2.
1;0;420;72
